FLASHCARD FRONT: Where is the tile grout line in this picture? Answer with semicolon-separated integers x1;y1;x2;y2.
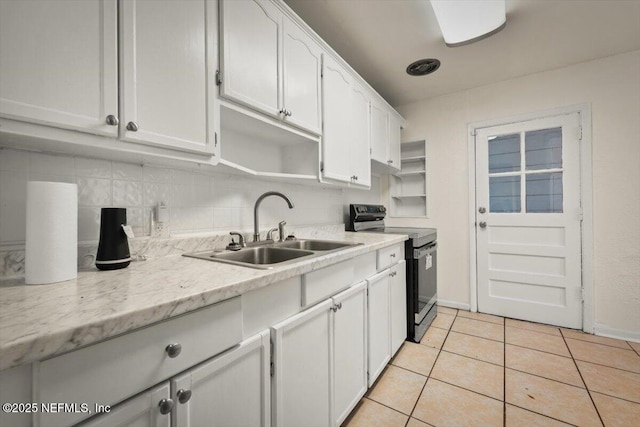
565;336;638;353
508;403;581;427
406;309;458;426
559;328;606;426
629;342;640;357
503;318;506;427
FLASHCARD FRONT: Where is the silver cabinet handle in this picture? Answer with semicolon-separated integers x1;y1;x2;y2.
286;110;292;117
105;115;119;126
390;253;396;258
158;398;174;415
336;302;342;310
479;221;487;228
177;389;192;404
165;343;182;358
388;160;394;164
126;121;139;132
389;271;397;277
478;207;486;214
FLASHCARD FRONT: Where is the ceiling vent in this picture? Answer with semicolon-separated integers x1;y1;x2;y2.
406;58;441;76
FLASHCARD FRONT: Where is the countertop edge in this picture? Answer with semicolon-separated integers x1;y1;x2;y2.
0;233;407;371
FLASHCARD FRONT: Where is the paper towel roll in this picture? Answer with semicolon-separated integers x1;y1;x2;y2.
25;181;78;285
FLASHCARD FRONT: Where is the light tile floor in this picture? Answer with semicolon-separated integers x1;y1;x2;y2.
343;306;640;427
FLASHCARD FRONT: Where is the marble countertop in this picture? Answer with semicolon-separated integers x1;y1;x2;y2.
0;232;407;371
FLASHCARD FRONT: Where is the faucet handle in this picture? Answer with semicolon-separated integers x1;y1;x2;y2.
227;232;246;250
278;221;287;242
266;227;278;241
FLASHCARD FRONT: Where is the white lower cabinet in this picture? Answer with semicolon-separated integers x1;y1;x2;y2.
171;331;271;427
332;282;368;426
367;270;392;387
79;384;171;427
390;261;407;355
271;282;368;427
271;299;333;427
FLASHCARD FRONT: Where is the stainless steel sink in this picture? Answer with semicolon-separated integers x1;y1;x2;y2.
274;239;356;251
211;247;313;265
184;239;363;269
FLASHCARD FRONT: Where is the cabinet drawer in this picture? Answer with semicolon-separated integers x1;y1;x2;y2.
34;297;242;427
377;243;404;271
302;260;355;307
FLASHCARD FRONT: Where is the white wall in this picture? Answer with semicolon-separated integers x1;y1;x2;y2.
387;50;640;337
0;148;379;246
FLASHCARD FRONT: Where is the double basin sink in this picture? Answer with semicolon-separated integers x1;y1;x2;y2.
184;239;363;269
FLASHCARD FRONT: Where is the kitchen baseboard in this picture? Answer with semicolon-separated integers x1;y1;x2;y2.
437;299;471;311
593;322;640;343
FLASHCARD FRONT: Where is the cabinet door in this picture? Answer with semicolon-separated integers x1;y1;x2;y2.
370;100;389;164
390;260;407;356
79;383;170;427
220;0;281;117
367;270;391;387
333;282;367;427
388;113;402;170
322;55;353;184
283;18;322;135
171;332;270;427
350;83;371;188
271;299;333;427
0;0;118;136
120;0;216;155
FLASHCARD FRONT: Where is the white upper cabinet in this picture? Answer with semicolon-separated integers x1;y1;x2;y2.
282;19;322;135
220;0;280;117
220;0;321;136
350;83;371;188
370;97;401;172
322;55;371;188
388;112;402;170
322;55;354;184
0;0;118;136
370;99;390;164
119;0;217;155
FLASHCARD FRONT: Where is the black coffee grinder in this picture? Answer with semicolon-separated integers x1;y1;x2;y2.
96;208;131;270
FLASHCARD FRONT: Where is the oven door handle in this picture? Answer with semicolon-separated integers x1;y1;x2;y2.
414;243;437;259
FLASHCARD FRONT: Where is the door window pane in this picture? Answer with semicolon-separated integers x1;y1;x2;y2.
489;133;520;173
525;127;562;170
490;176;521;213
526;173;563;213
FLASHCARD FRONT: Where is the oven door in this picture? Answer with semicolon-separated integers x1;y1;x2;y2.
413;242;437;340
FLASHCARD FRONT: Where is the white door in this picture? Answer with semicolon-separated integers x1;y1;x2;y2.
171;332;270;427
370;100;389;164
389;260;407;355
322;55;353;184
271;299;333;427
0;0;118;136
333;282;367;427
220;0;281;118
475;113;582;328
367;270;391;387
350;83;371;188
79;383;170;427
120;0;216;155
282;18;322;135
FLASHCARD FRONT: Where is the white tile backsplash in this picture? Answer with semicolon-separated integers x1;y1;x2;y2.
0;147;381;246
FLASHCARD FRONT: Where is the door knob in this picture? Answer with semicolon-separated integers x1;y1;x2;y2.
105;115;119;126
177;389;192;404
165;343;182;358
479;221;487;228
478;207;486;214
126;121;139;132
158;398;174;415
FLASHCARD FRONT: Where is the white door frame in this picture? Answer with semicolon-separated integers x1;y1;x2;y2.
467;104;594;332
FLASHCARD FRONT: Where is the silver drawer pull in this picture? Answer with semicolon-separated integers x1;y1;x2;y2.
126;121;139;132
105;115;119;126
390;253;396;258
165;343;182;358
158;398;174;415
177;389;192;404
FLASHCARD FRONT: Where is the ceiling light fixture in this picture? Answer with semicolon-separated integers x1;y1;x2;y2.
430;0;506;47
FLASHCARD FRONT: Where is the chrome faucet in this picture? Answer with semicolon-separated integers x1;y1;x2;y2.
253;191;294;241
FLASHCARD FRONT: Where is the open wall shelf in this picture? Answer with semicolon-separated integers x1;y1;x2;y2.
389;140;428;217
